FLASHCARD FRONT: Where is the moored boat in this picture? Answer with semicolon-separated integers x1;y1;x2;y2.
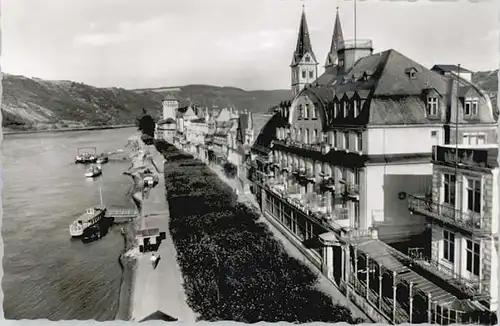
85;164;102;178
69;206;107;237
96;156;109;164
75;147;98;164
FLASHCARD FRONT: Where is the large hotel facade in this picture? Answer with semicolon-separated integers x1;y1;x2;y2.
246;7;497;325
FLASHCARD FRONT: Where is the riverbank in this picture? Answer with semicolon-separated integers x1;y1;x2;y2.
115;221;137;320
3;124;135;136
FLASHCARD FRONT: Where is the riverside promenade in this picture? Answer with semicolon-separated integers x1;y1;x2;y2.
207;164;369;322
130;149;196;322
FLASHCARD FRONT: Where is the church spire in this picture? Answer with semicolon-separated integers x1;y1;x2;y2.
291;5;316;66
324;7;344;68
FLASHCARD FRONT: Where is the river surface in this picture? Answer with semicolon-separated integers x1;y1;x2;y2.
2;127;138;320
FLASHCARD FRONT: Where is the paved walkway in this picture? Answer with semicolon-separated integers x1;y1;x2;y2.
208;165;370;322
130;151;196;322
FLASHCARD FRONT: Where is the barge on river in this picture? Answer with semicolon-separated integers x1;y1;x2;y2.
69;206;107;237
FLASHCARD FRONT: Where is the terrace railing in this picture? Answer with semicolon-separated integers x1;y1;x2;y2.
408;195;488;236
407;247;486;298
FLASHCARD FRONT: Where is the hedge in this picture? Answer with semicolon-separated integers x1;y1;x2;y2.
155;141;363;323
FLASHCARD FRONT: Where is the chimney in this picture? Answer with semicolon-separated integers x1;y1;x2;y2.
448;77;460;144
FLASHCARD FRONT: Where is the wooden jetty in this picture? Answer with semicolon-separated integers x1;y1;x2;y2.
106;208;138;224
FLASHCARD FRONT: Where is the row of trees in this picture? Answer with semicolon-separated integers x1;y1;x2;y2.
156;141;363;323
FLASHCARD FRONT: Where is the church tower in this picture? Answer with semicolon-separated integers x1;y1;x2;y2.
324;7;344;69
162;94;179;121
290;6;318;97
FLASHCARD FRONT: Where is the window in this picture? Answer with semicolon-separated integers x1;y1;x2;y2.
472;100;478;116
431;130;438;137
344;132;350;150
464;100;471;116
298;105;303;119
334;103;339;118
309;71;314;79
443;173;456;206
341;167;347;181
304;104;309;119
427;97;439;116
304;129;309;144
343;101;348;117
466;239;480;276
353;100;359;117
298;128;302;141
333;131;338;147
443;230;455;263
466;178;481;214
356;132;363;151
328;131;334;146
313;106;319;119
313;129;318;143
302;70;306;79
305;56;310;62
463;133;486;145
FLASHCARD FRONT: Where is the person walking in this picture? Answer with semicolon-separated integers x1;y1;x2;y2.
150;253;157;268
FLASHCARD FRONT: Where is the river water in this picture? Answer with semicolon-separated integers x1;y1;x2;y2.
2;127;138;320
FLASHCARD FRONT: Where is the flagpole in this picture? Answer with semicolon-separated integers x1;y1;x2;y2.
354;0;357;47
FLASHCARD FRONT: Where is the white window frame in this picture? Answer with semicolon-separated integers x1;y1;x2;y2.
465;177;482;214
471;99;479;116
442;173;456;207
304;129;309;144
333;131;338;148
313;129;318;143
427;97;439;116
465;239;481;278
344;132;350;150
442;229;455;263
311;104;317;119
343;101;348;117
356;132;363;151
309;70;314;79
304;104;309;119
463;132;486;145
353;100;359;117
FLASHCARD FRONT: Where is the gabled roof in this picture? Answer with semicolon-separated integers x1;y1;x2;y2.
431;64;473;74
291;7;317;65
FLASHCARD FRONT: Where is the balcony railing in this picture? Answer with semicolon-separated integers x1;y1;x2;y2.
407;247;486;298
408;195;488;235
320;177;336;190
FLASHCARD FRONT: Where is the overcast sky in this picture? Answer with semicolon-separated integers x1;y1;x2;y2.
2;0;499;90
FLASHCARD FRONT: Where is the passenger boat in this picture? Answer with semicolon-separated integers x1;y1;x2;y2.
75;147;98;164
85;165;102;178
69;188;107;237
69;206;107;237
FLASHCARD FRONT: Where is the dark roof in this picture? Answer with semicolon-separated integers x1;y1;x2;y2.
157;117;176;125
191;118;206;123
253;113;286;150
431;64;473;74
139;310;177;322
291;8;317;65
163;94;179;101
236;113;249;143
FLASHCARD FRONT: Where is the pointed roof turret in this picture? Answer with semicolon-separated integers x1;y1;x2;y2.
324;7;344;68
291;6;317;66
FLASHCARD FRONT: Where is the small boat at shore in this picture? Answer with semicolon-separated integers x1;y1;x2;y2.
96;156;109;164
75;147;98;164
85;164;102;178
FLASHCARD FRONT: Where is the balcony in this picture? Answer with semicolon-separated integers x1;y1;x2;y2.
407;247;486;299
319;177;336;191
408;195;488;236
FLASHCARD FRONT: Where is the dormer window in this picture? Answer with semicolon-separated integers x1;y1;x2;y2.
464;98;479;116
312;105;319;119
305;56;310;62
334;102;339;118
353;100;359;117
309;71;314;78
343;101;348;117
427;97;439;116
405;67;418;79
304;104;309;119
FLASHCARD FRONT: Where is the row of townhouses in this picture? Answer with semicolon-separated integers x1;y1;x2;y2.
158;7;498;325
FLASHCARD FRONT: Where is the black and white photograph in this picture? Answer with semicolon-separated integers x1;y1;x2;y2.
1;0;499;324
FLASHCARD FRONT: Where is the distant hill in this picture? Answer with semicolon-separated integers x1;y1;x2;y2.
131;84;293;114
2;74;165;132
2;75;293;132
